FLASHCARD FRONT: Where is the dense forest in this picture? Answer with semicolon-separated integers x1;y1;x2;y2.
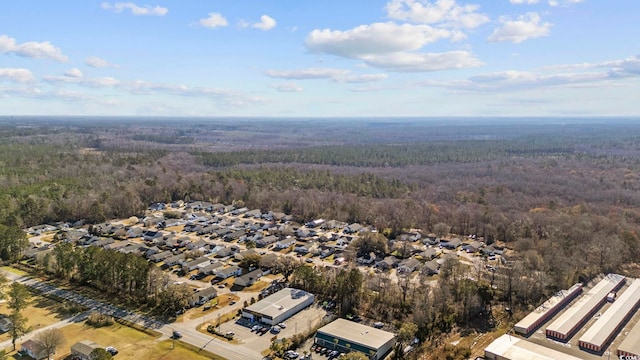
1;116;640;357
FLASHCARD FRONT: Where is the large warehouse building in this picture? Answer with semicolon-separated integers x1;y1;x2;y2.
579;278;640;353
546;273;625;341
618;318;640;357
513;283;582;336
484;334;584;360
315;319;395;360
242;288;314;325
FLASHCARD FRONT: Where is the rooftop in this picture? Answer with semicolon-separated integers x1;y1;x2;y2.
485;334;584;360
546;273;626;336
515;283;582;331
580;278;640;347
317;318;395;350
618;316;640;356
244;287;313;318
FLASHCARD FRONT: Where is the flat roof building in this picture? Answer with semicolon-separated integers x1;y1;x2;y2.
315;319;395;360
485;334;585;360
546;273;626;341
579;278;640;353
513;283;582;336
618;317;640;357
242;288;314;325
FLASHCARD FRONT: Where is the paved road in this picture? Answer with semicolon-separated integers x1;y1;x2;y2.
2;270;263;360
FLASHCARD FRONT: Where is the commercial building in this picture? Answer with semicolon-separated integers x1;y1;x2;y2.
618;318;640;357
315;318;395;360
242;288;314;325
485;334;584;360
579;278;640;353
513;283;582;336
546;273;626;340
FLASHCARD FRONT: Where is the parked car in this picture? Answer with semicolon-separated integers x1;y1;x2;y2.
105;346;118;356
270;326;281;334
278;322;287;328
172;330;182;339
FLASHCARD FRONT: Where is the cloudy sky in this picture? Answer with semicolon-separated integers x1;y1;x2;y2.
1;0;639;117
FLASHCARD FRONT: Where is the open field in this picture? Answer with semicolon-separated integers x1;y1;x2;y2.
3;321;224;360
0;296;73;343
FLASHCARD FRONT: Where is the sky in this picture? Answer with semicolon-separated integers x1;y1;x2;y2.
1;0;639;117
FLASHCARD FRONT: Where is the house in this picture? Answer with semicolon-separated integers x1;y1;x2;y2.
294;243;314;255
126;227;144;238
244;209;262;218
256;235;278;247
224;230;246;242
275;237;296;250
215;265;241;279
463;241;483;253
422;260;440;275
186;239;210;251
119;242;145;255
441;238;462;249
344;223;364;234
305;219;325;228
296;228;313;239
91;238;115;248
164;253;187;266
142;230;162;242
149;250;172;262
357;252;378;265
190;287;218;307
235;248;258;261
149;202;166;211
170;200;184;208
399;232;422;242
259;253;278;270
232;207;249;215
483;244;496;256
420;248;437;260
234;269;263;287
70;340;100;360
215;246;235;258
142;215;164;228
182;257;211;272
21;339;47;360
319;246;336;259
0;317;11;332
376;256;398;270
422;236;440;246
198;261;223;276
144;246;160;258
23;246;52;260
398;258;420;274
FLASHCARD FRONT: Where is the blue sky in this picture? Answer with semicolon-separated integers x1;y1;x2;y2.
1;0;639;117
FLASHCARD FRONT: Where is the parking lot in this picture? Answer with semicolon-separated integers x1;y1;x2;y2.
214;304;327;353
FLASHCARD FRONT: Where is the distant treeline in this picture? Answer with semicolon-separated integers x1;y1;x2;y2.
195;140;576;168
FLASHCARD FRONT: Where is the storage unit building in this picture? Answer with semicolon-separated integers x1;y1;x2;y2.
546;273;626;340
579;278;640;353
485;334;585;360
315;319;395;360
513;283;582;336
242;288;314;325
617;317;640;357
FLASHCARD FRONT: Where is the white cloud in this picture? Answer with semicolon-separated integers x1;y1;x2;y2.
265;68;350;80
0;68;35;83
42;73;264;106
419;55;640;92
361;50;483;72
264;68;389;83
549;0;583;7
488;12;552;43
64;68;83;78
199;13;228;28
306;22;451;58
510;0;539;4
385;0;489;29
0;35;68;62
252;15;277;31
101;2;168;16
85;56;119;68
270;83;303;93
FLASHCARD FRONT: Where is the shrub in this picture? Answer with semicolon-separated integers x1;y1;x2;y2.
86;312;114;327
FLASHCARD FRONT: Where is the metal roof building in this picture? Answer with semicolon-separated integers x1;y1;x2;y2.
513;283;582;336
618;318;640;357
315;319;395;360
484;334;585;360
579;278;640;353
546;273;626;341
242;287;314;325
